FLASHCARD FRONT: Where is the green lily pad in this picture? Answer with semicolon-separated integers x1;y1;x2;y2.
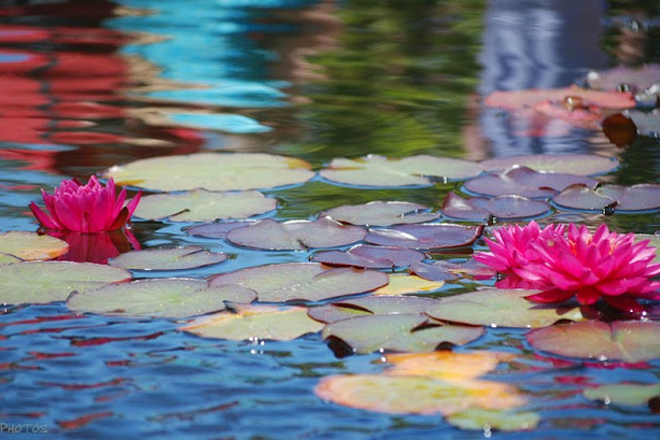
480;154;619;176
312;244;425;269
101;153;315;192
134;189;277;222
319;155;484;188
425;289;584;328
225;217;366;251
67;278;255;318
583;383;660;406
311;295;442;324
446;408;540;432
526;321;660;362
0;261;131;304
365;224;483;250
107;246;227;271
181;304;324;341
552;184;660;212
322;313;483;354
0;231;69;261
209;262;389;303
324;201;440;226
0;253;22;264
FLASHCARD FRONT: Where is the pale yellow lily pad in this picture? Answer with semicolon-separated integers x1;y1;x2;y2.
0;231;68;261
373;274;445;296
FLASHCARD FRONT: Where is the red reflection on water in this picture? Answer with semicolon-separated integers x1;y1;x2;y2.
57;411;114;430
38;377;126;390
47;228;140;264
70;331;165;347
0;313;84;329
24;351;76;361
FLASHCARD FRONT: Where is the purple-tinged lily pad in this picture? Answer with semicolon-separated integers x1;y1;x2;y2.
324;201;440;226
134;189;277;222
583;383;660;406
425;289;584;328
102;152;315;192
225;217;366;251
365;224;484;250
409;261;460;282
322;313;483;354
319;155;484;188
0;261;131;305
309;295;441;324
185;220;257;239
628;110;660;138
587;64;660;93
312;244;425;269
411;259;494;282
481;154;619;176
441;192;551;222
67;278;256;318
181;304;324;341
527;321;660;362
552;183;660;212
107;246;227;271
209;262;389;303
462;166;599;199
0;231;69;261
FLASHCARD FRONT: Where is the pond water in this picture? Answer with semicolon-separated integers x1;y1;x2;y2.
1;1;660;439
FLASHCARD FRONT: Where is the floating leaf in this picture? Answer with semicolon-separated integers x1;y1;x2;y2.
526;321;660;362
312;245;425;269
226;217;365;251
484;86;635;110
446;408;540;432
181;304;324;341
462;167;598;198
319;155;483;188
441;192;550;222
365;224;483;250
324;201;440;226
134;190;277;222
602;113;637;147
480;154;618;176
309;295;441;325
372;274;445;295
107;246;227;271
385;351;514;381
0;253;21;264
185;221;257;239
209;262;389;303
411;259;492;281
583;383;660;406
0;231;69;261
323;313;483;354
0;261;131;304
316;372;525;417
425;289;584;328
67;279;255;318
553;184;660;212
101;153;314;192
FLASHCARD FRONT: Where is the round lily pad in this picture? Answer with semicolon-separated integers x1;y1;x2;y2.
583;383;660;406
181;304;324;341
462;166;599;198
312;244;425;269
107;246;227;271
225;217;366;251
552;184;660;212
0;261;131;304
322;313;484;354
67;278;256;318
209;262;389;303
440;192;551;222
425;289;584;328
0;231;69;261
324;201;440;226
134;189;277;222
480;154;619;176
365;224;483;250
319;155;484;188
315;374;526;417
526;321;660;362
101;152;315;192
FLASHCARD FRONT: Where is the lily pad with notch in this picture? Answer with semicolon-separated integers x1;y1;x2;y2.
480;154;619;176
107;246;227;271
365;223;483;250
440;192;551;222
552;183;660;213
67;278;256;318
312;244;425;269
0;231;69;261
324;201;440;226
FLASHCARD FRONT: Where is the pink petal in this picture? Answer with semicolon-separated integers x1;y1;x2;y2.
525;288;574;304
29;202;59;229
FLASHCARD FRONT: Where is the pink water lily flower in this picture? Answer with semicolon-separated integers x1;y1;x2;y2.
476;221;660;312
29;176;142;233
